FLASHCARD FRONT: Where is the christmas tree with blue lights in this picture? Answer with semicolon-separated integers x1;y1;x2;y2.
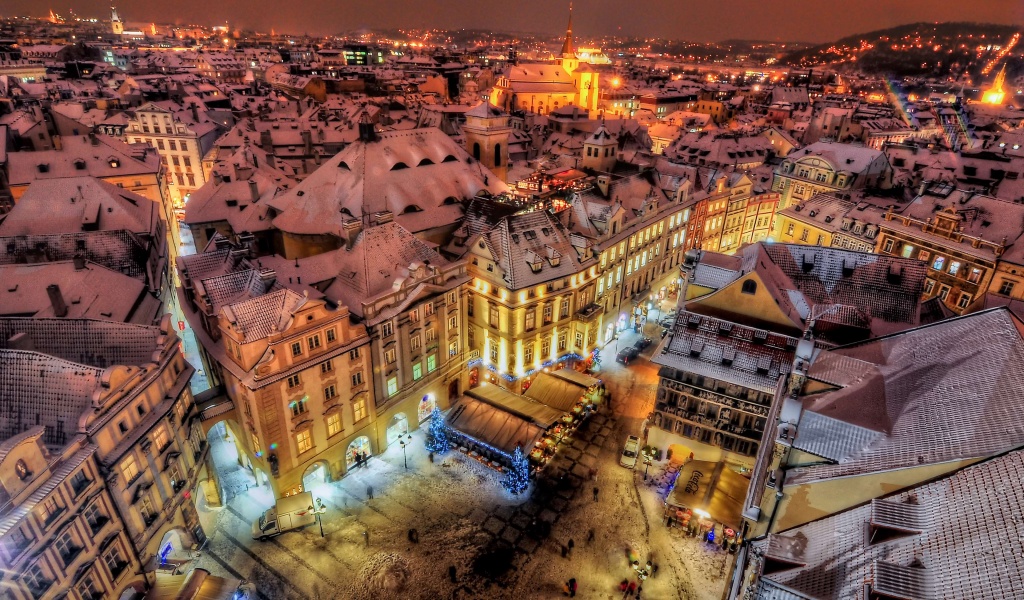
502;445;530;495
424;407;452;454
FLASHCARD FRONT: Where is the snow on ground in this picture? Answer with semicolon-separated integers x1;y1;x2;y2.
192;322;731;600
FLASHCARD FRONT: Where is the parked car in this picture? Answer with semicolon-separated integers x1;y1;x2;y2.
252;492;316;540
620;435;640;468
634;337;653;351
616;346;640;364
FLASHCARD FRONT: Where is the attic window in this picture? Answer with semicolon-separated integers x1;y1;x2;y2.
37;163;50;173
402;205;423;213
442;155;459;163
417;158;435;166
443;197;459;205
523;231;537;241
391;162;409;171
541;227;551;236
741;280;757;295
338;161;351;170
15;460;31;481
109;158;120;168
74;159;87;170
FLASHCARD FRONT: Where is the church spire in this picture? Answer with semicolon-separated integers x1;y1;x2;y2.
560;3;574;58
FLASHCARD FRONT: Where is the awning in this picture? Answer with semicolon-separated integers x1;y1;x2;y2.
522;372;588;412
666;460;748;530
466;385;564;428
445;394;548;456
146;569;240;600
549;367;600;389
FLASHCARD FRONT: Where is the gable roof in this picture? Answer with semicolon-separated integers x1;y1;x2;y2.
753;448;1024;600
789;308;1024;483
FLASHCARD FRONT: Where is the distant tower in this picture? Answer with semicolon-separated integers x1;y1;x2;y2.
111;6;123;35
558;3;579;74
463;102;513;183
982;64;1007;105
582;122;617;172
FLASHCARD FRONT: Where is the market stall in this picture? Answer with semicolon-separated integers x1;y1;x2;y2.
665;460;748;547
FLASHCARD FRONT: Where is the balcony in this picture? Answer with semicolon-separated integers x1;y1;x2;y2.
575;302;604;323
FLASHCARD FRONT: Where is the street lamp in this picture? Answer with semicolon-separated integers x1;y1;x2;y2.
641;448;654;482
399;433;413;469
311;497;326;537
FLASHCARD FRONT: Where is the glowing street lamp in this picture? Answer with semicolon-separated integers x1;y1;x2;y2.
310;497;326;537
399;434;413;469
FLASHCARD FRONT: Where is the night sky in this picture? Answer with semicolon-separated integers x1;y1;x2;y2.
10;0;1024;42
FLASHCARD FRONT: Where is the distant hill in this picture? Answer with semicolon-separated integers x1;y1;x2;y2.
780;22;1021;78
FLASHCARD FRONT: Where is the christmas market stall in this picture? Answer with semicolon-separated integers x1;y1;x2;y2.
524;368;604;410
664;459;749;549
445;385;565;471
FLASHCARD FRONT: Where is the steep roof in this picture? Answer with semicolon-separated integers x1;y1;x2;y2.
789;308;1024;483
0;177;156;236
480;210;586;290
754;448;1024;600
267;127;506;236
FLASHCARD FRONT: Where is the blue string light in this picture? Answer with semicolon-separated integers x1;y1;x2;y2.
466;353;587;383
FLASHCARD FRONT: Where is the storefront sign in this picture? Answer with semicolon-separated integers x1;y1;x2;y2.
684;470;704;494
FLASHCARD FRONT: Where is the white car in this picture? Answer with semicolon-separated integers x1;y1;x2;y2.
620;435;640;469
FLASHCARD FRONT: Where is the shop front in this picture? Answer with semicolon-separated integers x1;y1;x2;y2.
665;459;749;549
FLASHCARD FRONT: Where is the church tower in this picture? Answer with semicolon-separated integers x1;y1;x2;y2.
111;6;124;35
582;122;617;172
558;4;579;74
464;102;513;183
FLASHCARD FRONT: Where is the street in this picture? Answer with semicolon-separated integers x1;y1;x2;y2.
187;298;733;600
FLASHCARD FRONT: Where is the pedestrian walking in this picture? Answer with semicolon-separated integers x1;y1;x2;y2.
569;578;578;597
593;486;599;502
619;579;629;592
448;565;457;583
652;563;658;578
587;528;595;543
429;451;435;463
561;544;568;558
362;530;369;547
567;538;575;554
366;485;374;500
635;583;643;599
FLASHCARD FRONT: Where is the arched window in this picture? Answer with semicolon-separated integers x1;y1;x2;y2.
494;144;502;168
15;460;30;480
472;143;481;161
741;279;757;295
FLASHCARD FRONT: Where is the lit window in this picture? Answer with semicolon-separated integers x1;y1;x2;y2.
413;362;423;380
427;354;437;373
932;256;945;271
384;349;397;364
327;413;342;437
353;398;368;421
387;377;398;397
295;430;313;454
120;456;139;483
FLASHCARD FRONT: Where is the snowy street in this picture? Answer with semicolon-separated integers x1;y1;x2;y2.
188;306;733;600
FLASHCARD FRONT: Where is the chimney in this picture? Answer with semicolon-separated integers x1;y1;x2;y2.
248;179;260;203
72;255;86;270
260;129;274;153
301;129;312;155
47;284;68;317
190;103;199;123
89;131;99;146
343;219;363;250
257;268;277;288
358;113;377;142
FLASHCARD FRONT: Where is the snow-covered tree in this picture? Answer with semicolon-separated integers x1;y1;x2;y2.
502;446;530;495
424;407;451;454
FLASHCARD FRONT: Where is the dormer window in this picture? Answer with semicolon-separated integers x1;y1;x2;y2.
109;158;120;168
15;459;31;480
73;159;87;170
37;163;49;173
